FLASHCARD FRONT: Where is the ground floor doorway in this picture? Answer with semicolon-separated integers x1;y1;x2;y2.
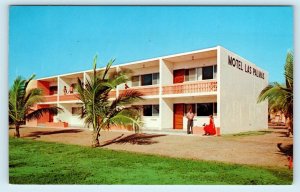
173;104;184;129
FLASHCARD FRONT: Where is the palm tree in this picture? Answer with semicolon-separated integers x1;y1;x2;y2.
76;56;143;147
258;51;293;134
9;75;63;137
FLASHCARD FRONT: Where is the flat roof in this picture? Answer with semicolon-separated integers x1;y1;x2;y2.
35;45;268;81
37;46;219;80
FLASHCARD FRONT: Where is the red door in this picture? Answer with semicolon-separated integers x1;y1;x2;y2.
174;104;184;129
173;69;185;84
49;113;54;122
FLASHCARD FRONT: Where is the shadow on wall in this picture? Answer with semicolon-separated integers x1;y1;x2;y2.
100;133;166;147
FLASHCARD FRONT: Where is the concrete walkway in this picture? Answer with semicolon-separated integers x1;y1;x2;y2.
9;127;293;168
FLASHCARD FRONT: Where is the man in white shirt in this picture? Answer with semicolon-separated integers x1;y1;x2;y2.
186;107;195;134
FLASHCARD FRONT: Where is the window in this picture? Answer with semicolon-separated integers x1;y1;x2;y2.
152;105;159;116
213;65;217;79
202;66;214;80
197;103;213;116
183;103;217;116
152;73;159;85
132;76;140;87
143;105;152;116
72;107;83;116
185;69;189;81
197;67;202;80
134;73;160;86
49;86;57;95
213;102;217;115
143;105;159;116
185;68;196;81
141;74;153;86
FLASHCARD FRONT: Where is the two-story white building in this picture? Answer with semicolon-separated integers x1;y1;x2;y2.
26;46;268;134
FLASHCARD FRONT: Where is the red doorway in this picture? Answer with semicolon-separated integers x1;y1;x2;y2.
173;69;185;84
173;104;184;129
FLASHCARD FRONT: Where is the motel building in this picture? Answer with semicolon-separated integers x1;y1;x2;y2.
26;46;268;135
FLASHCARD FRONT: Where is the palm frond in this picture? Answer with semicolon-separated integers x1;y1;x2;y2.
257;50;293;120
102;59;115;80
24;88;44;109
26;106;63;121
284;51;293;89
75;55;143;136
107;109;142;129
111;90;144;109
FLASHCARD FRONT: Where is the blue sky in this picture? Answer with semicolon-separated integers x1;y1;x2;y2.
9;6;293;85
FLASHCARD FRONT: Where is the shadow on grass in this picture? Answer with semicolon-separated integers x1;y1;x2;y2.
23;129;83;139
100;133;166;147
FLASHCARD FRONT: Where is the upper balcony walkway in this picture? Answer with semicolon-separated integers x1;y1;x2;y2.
119;86;159;97
40;90;117;103
39;81;217;103
162;80;217;96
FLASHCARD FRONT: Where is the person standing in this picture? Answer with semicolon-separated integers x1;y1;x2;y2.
69;85;74;94
186;107;195;134
63;86;68;95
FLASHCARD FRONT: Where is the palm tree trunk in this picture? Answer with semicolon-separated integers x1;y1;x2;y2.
15;124;20;138
92;131;100;147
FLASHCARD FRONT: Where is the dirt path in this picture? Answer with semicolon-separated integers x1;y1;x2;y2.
9;127;293;168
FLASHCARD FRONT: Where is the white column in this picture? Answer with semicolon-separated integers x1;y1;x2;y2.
159;59;174;130
217;46;221;130
160;98;174;130
159;59;163;131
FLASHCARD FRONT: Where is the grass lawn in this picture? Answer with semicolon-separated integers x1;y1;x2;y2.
9;137;292;185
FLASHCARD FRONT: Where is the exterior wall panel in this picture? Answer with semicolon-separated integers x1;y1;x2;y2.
219;46;268;134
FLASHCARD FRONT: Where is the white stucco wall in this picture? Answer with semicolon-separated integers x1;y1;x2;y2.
58;103;85;127
219;46;268;134
142;116;160;130
173;57;217;70
58;78;68;95
160;98;174;130
160;59;174;86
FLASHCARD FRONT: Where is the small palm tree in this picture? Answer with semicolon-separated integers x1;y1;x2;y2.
258;51;293;134
9;75;63;137
76;56;143;147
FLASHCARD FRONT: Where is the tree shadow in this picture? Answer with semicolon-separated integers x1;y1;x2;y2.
277;143;293;157
100;133;166;147
23;129;83;139
276;143;293;169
